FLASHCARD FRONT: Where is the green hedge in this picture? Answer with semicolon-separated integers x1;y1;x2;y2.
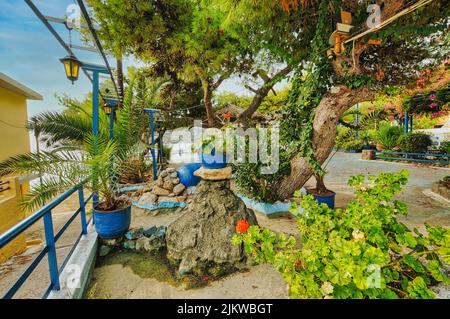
398;133;432;153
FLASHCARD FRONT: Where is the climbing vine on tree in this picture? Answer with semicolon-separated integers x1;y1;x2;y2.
281;0;333;176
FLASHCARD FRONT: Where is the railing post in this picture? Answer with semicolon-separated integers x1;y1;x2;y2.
150;111;158;180
43;210;60;291
404;112;409;134
92;69;99;207
78;187;88;235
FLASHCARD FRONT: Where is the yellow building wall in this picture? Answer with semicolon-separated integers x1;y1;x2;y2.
0;178;26;263
0;86;31;161
0;86;31;263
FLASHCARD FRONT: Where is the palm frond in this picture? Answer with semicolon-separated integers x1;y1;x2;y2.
0;151;81;178
21;175;79;212
28;112;93;147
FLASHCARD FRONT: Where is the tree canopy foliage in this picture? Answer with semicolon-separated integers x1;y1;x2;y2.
88;0;450;200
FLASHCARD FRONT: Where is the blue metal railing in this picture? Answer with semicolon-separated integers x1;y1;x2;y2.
0;181;93;299
375;151;450;165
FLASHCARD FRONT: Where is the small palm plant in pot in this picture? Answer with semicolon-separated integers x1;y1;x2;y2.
0;134;132;239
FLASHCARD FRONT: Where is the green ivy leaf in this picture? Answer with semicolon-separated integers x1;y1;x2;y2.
402;255;426;273
407;277;435;299
427;259;450;283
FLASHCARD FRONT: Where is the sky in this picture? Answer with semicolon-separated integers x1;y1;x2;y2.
0;0;101;117
0;0;254;122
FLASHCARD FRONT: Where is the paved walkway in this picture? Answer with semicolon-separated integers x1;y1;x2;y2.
0;193;86;298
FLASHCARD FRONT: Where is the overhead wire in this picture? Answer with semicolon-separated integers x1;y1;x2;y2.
76;0;120;102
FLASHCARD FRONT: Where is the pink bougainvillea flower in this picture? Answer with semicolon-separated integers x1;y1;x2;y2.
236;220;250;234
429;102;438;109
429;94;437;100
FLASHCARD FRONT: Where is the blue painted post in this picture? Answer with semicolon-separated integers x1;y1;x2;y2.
43;211;60;291
78;187;87;235
404;112;409;134
150;112;157;180
158;131;164;168
109;105;114;140
92;70;99;206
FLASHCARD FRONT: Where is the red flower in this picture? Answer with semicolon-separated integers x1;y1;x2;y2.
224;112;232;119
236;220;250;234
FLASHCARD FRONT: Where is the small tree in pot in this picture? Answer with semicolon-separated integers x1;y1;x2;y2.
306;172;336;209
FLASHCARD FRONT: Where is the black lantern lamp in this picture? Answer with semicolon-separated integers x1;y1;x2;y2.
60;54;82;84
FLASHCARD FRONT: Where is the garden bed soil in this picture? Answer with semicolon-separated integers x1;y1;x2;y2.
306;188;335;197
86;258;288;299
95;200;131;212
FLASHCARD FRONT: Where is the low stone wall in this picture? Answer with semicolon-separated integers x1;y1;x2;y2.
361;150;376;160
47;223;98;299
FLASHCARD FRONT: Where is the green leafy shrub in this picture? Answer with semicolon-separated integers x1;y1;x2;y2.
234;157;290;203
439;141;450;154
233;170;450;299
341;139;364;152
398;133;432;153
375;123;404;150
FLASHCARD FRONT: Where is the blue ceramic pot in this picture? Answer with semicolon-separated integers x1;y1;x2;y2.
94;205;131;239
177;163;202;187
200;147;227;169
309;191;336;209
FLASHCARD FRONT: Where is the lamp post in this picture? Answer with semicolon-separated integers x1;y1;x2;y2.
60;59;111;207
103;98;118;140
144;109;161;180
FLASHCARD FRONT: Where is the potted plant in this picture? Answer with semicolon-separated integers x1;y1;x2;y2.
0;134;132;239
375;122;404;151
198;135;228;169
306;173;336;209
90;138;131;239
342;139;364;153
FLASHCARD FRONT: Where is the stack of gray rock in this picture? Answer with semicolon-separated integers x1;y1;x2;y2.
137;167;187;205
166;166;258;276
98;225;167;257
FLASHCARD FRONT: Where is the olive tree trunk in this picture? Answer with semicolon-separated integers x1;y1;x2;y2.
271;86;376;200
202;81;215;128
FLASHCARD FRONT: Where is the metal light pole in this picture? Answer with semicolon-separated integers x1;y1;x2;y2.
104;98;118;140
404;112;409;134
144;109;161;180
80;63;111;206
